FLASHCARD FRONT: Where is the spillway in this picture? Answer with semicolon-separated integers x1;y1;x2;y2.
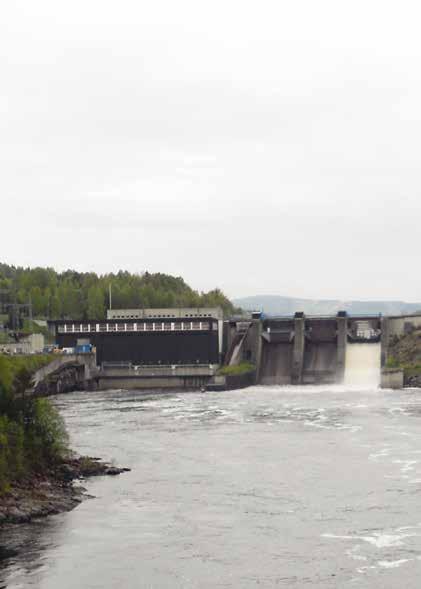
302;342;337;383
344;342;381;387
259;342;293;385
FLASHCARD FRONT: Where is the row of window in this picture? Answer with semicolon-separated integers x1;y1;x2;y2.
57;322;215;334
110;313;215;319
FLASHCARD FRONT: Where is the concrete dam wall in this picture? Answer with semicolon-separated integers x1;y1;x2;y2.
47;311;419;391
228;313;384;386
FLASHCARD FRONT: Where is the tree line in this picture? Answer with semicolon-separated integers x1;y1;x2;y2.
0;263;237;321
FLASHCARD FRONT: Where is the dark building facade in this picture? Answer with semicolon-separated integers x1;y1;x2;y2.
52;317;219;366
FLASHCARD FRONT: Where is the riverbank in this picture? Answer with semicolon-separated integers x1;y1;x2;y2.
0;455;130;526
0;355;131;525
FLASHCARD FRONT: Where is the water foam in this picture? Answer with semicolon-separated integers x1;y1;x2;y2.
344;343;381;388
322;532;418;548
377;559;412;568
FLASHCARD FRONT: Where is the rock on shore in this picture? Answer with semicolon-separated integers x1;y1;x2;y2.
0;456;130;526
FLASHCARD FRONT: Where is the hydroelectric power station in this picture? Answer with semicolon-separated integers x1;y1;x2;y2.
41;308;419;391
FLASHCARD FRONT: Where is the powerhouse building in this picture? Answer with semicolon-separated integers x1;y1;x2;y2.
52;308;223;366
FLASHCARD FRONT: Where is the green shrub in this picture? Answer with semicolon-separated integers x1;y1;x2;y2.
218;362;255;376
0;354;68;492
29;398;68;462
0;415;25;493
385;356;399;368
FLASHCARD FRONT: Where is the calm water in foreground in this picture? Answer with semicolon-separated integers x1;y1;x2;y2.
1;386;421;588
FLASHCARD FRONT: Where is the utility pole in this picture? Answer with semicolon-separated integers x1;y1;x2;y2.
109;283;112;310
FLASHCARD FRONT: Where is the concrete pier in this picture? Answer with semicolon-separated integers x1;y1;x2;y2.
336;312;347;383
291;313;305;384
380;316;390;368
253;319;263;384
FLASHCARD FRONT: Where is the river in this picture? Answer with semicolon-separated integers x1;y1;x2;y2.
1;385;421;588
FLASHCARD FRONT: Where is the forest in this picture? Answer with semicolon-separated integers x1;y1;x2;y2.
0;263;237;322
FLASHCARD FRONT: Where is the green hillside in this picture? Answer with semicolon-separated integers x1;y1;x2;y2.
0;263;235;321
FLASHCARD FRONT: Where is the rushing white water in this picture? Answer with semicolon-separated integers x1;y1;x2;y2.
344;342;381;387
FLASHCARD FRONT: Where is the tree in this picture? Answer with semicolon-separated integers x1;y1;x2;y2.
86;286;106;319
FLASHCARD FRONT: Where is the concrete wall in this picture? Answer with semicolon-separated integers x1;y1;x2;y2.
98;363;215;389
98;375;212;390
33;353;98;387
381;369;404;389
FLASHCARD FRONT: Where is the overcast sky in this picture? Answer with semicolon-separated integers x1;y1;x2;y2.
2;0;421;301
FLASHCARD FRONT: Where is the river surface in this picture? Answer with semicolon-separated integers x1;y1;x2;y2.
1;385;421;588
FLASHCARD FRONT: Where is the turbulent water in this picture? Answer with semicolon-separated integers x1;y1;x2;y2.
344;343;381;387
2;385;421;588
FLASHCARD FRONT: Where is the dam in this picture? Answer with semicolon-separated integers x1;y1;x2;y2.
226;312;384;386
46;309;417;390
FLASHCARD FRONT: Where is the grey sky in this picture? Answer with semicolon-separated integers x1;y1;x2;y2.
1;0;421;301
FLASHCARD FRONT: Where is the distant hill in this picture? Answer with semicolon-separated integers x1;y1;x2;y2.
233;295;421;317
